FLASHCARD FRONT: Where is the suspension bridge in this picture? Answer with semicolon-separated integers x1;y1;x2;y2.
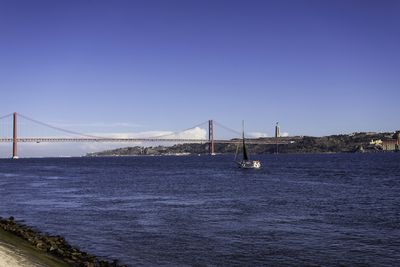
0;112;299;159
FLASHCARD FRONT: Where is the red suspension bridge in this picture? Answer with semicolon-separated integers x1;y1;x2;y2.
0;112;299;159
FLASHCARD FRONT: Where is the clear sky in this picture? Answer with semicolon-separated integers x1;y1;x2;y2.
0;0;399;156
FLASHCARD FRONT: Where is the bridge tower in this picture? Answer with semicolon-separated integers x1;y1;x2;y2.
13;112;18;159
208;120;215;155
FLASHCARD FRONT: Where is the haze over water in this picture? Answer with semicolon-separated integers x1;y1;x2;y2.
0;154;399;266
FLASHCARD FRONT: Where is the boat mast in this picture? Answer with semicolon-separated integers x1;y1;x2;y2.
242;120;249;161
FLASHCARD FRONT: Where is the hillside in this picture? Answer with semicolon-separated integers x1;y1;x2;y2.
86;132;399;157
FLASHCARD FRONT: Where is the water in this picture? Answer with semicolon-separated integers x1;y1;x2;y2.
0;154;399;266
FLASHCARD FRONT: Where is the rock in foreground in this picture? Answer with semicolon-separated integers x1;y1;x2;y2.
0;216;126;267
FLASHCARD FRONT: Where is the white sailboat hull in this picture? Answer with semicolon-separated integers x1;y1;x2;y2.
236;160;261;169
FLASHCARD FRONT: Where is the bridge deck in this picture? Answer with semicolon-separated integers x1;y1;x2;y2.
0;137;299;144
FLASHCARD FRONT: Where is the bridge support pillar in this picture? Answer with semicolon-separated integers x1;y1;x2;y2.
12;112;18;159
208;120;215;155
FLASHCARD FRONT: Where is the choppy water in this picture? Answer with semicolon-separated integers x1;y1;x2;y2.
0;154;399;266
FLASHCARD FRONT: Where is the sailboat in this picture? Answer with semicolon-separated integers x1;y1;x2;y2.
235;121;262;169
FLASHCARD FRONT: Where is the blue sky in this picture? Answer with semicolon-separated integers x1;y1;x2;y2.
0;0;399;152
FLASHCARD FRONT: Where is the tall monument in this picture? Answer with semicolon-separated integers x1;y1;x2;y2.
275;122;280;138
275;122;280;154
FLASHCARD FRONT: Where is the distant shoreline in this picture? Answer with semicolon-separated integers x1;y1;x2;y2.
86;150;398;156
85;132;399;157
0;150;397;160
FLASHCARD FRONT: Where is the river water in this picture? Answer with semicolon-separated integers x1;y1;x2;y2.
0;154;399;266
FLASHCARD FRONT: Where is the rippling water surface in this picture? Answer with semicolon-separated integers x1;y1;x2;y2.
0;154;399;266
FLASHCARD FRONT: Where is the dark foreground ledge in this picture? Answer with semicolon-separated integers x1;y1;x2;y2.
0;216;127;267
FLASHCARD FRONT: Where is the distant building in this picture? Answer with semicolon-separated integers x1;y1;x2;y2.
370;139;383;146
382;131;400;151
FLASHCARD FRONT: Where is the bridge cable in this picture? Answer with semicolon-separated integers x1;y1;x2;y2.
149;121;209;139
18;113;107;139
213;121;241;136
0;113;13;120
17;114;210;141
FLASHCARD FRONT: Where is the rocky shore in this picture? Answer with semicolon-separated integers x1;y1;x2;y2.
0;216;126;267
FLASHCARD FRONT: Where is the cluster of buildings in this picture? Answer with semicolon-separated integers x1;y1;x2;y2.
371;132;400;151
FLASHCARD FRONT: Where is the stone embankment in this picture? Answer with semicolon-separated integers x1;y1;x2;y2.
0;216;126;267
